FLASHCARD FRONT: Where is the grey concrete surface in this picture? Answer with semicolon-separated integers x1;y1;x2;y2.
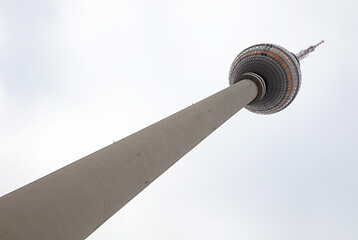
0;80;257;240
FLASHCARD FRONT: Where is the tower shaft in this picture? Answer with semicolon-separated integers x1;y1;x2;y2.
0;80;257;240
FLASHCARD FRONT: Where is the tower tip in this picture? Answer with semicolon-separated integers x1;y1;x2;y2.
296;40;324;61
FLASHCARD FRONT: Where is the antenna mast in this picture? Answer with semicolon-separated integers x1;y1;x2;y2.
296;40;324;61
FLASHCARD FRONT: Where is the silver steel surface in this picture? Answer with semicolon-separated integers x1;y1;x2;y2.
229;44;302;114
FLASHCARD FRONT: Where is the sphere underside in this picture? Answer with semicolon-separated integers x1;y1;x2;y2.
229;44;301;114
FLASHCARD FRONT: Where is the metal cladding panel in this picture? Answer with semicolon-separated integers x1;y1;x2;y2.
229;44;302;114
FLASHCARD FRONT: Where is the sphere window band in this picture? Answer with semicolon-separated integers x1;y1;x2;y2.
229;44;302;115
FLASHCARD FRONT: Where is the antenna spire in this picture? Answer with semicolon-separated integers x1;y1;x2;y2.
296;40;324;61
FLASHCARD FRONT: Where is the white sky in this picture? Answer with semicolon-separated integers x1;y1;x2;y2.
0;0;357;239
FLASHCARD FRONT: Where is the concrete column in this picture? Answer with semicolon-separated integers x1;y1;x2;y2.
0;80;257;240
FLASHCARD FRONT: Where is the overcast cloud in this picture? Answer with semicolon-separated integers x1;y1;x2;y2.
0;0;357;239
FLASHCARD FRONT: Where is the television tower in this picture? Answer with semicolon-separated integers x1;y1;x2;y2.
0;42;323;240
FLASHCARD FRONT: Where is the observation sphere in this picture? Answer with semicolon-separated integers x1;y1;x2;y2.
229;44;301;114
